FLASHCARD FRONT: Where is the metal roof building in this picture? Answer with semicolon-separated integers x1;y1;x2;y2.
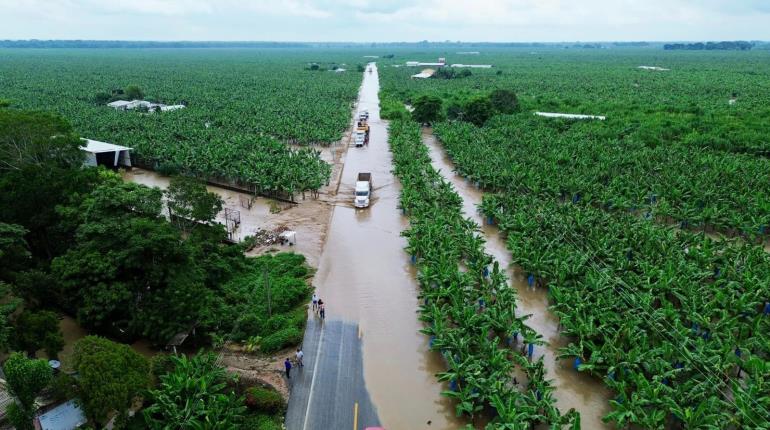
535;112;606;120
80;138;133;168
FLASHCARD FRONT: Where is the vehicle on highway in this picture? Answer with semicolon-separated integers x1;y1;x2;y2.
355;172;373;208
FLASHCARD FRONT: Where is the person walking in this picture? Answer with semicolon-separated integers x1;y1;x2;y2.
295;348;304;368
284;357;292;379
312;293;319;312
319;302;326;320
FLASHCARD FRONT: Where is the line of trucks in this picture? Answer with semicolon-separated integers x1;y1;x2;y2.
354;110;372;208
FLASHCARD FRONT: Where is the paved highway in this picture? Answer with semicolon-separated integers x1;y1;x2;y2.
285;317;380;430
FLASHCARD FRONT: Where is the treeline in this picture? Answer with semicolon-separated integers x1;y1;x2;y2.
664;41;754;51
0;40;312;48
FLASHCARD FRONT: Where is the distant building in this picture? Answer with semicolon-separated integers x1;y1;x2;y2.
406;58;446;67
450;64;493;68
107;99;185;112
80;138;133;168
535;112;606;121
411;69;436;79
457;51;480;55
638;66;669;71
106;100;132;110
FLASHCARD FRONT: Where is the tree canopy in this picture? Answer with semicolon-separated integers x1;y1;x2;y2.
3;352;53;430
0;109;83;171
72;336;151;426
411;95;443;125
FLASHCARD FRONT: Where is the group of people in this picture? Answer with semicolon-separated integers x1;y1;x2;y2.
311;293;325;319
285;347;304;379
283;292;327;379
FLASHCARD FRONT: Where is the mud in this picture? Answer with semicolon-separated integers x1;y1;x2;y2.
312;64;467;429
423;128;614;429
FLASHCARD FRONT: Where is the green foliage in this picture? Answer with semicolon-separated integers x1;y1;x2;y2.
488;89;519;114
3;352;53;409
411;95;443;125
51;173;215;342
0;109;84;171
388;120;566;427
166;176;224;232
207;253;310;347
0;222;29;281
0;282;19;351
258;327;303;353
124;85;144;100
463;97;494;127
379;93;410;120
93;92;112;105
242;413;284;430
0;50;363;197
3;352;52;430
244;387;286;414
13;310;64;358
72;336;151;426
144;352;246;429
49;372;79;402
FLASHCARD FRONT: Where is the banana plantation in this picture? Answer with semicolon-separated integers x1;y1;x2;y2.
390;120;580;429
0;49;361;196
380;48;770;428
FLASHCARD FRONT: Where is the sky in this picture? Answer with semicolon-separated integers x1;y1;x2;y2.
0;0;768;42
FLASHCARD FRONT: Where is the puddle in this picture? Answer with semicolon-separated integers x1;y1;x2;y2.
423;128;614;429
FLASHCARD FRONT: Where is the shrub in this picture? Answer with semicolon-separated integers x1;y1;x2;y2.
259;327;302;353
245;387;286;414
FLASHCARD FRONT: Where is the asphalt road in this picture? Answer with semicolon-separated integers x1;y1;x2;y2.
285;317;380;430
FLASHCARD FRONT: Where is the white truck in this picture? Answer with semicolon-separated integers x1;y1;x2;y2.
355;173;372;208
354;130;366;147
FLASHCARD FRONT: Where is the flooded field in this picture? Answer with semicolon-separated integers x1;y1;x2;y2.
423;129;614;429
312;65;467;429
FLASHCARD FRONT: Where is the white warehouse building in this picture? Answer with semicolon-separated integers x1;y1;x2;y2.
80;139;133;168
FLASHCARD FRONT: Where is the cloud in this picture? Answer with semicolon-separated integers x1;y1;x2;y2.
0;0;768;41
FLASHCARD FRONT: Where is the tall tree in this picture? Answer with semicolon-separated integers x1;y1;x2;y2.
411;95;444;125
52;174;209;341
489;89;520;115
166;176;223;233
72;336;150;428
13;310;64;358
3;352;52;430
0;110;83;171
464;97;495;127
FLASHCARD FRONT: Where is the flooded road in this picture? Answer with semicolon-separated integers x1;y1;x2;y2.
423;128;614;429
310;65;464;429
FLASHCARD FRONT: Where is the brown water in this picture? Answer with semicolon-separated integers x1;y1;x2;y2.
423;129;614;429
313;64;467;429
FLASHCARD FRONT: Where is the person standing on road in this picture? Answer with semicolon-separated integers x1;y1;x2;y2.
295;348;304;367
312;293;319;312
319;302;326;320
284;358;292;379
317;298;324;317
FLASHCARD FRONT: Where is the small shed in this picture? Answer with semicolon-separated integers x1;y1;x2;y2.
36;400;87;430
80;139;132;168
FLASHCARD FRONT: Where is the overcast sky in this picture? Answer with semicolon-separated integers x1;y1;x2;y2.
1;0;768;42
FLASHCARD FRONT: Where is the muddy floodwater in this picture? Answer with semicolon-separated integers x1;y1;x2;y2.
313;65;467;429
423;129;614;429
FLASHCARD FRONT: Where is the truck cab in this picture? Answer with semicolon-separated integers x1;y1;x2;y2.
355;173;372;208
354;130;366;147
